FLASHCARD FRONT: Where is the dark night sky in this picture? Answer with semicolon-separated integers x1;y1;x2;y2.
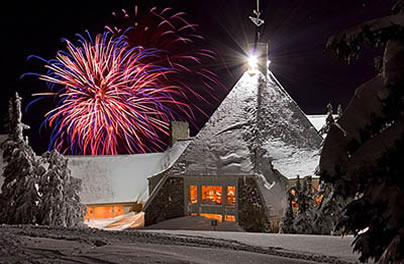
2;0;396;153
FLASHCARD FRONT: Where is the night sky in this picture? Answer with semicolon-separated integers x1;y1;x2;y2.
2;0;396;153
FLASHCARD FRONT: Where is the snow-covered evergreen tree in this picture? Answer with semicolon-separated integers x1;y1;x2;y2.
293;176;315;234
320;2;404;262
319;104;335;137
312;182;347;235
0;93;40;224
38;150;85;227
336;104;343;122
280;176;323;234
279;189;296;234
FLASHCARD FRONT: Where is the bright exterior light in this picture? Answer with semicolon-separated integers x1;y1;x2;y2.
248;54;258;69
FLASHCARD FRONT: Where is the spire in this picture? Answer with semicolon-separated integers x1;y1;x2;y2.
249;0;265;45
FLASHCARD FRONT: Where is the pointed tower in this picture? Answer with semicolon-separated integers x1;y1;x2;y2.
143;2;321;231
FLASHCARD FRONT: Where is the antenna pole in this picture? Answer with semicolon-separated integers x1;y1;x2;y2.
249;0;264;49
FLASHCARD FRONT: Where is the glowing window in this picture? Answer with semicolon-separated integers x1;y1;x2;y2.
84;205;124;219
201;186;222;205
200;213;223;223
225;215;236;222
189;185;198;204
226;186;236;206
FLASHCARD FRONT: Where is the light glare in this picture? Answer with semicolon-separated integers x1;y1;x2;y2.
248;54;258;69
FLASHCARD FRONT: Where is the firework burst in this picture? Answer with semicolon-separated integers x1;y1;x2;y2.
106;5;224;116
27;32;188;155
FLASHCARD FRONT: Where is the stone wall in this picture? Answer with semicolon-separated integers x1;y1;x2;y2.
148;173;165;194
238;176;271;232
144;176;184;226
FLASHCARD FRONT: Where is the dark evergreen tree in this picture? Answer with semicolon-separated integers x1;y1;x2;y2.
280;176;323;234
293;176;315;234
312;181;347;235
319;2;404;262
280;189;296;234
0;93;40;224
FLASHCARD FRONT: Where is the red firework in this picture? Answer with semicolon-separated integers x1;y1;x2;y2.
34;33;188;155
106;5;223;117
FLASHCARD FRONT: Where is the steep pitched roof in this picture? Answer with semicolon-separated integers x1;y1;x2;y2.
145;69;322;215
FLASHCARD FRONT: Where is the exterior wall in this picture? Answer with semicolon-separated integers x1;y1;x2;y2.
148;173;165;194
287;176;320;189
144;176;184;226
238;176;271;232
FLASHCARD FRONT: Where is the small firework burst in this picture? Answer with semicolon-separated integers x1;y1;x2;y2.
27;32;189;155
106;5;224;116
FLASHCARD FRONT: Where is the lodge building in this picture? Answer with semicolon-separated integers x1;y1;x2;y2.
0;43;323;231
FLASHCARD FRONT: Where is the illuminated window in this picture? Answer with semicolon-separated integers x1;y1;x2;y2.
189;185;198;204
201;186;222;205
84;205;124;219
200;213;223;222
226;186;236;206
225;215;236;222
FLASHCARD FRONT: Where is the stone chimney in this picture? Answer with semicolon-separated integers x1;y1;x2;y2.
170;121;190;146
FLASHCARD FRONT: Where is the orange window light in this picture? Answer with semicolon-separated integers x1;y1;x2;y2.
225;215;236;222
189;185;198;204
200;213;223;223
226;186;236;206
84;205;124;219
201;186;222;205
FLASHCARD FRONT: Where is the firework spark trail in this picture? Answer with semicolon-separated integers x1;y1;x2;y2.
106;5;225;120
27;32;189;155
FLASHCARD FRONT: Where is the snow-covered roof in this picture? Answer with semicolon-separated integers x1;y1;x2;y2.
306;114;338;133
69;140;189;204
0;135;189;205
160;70;322;180
306;115;327;131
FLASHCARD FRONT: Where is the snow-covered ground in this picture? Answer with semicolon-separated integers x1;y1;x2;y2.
85;212;145;230
142;230;361;263
0;225;362;264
